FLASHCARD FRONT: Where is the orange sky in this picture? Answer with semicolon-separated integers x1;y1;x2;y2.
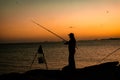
0;0;120;43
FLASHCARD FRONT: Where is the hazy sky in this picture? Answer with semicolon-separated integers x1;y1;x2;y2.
0;0;120;43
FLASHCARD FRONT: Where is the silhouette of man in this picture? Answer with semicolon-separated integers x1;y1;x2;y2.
64;33;76;70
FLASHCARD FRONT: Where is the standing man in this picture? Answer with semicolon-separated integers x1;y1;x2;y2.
64;33;76;70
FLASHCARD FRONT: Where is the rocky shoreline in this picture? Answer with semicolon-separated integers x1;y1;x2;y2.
0;61;120;80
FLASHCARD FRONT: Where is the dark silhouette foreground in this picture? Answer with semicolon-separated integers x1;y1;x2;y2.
0;61;120;80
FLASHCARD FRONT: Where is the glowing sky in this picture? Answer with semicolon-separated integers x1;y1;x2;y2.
0;0;120;43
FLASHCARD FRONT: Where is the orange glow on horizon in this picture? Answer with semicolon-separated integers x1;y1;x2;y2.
0;0;120;43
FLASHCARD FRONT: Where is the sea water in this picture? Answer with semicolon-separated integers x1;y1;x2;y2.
0;40;120;75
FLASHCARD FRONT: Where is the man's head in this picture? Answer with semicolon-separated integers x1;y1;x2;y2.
68;33;74;38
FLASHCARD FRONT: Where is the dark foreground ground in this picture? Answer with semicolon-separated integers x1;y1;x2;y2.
0;61;120;80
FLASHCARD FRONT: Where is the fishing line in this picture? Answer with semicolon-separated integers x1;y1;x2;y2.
32;20;66;41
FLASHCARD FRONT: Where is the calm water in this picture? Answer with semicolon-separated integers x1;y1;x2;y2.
0;40;120;75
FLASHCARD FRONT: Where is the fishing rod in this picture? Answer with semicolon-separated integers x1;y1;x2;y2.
32;20;66;41
99;48;120;63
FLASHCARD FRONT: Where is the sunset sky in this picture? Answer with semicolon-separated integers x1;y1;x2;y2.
0;0;120;43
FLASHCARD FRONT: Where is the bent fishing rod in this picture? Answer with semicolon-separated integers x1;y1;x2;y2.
99;48;120;63
32;20;66;41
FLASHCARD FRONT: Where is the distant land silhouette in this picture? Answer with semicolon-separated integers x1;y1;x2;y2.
101;38;120;40
0;37;120;44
